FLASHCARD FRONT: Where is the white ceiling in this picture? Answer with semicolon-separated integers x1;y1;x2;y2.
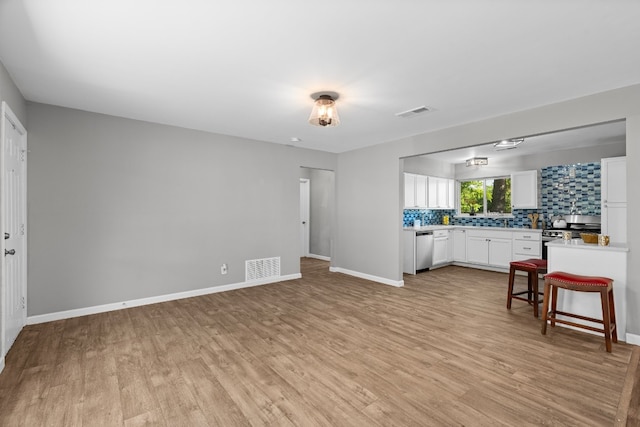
1;1;639;154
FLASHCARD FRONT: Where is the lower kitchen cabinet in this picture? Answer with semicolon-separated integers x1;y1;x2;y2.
453;229;467;262
466;230;512;268
447;230;454;262
512;231;542;261
432;230;449;265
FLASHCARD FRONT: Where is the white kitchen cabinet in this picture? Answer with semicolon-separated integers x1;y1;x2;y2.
432;229;449;265
602;203;627;244
601;156;626;204
466;229;513;268
427;177;455;209
447;230;454;262
404;173;416;208
512;231;542;261
404;173;428;208
416;175;428;207
467;236;489;264
511;170;538;209
453;229;467;262
601;156;627;244
488;238;513;268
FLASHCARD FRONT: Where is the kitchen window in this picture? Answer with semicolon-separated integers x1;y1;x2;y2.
459;177;511;215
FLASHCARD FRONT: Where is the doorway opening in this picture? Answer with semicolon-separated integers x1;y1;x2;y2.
299;167;335;269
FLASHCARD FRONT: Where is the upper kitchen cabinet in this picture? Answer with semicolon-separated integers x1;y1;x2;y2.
404;173;454;209
601;156;626;204
404;173;428;208
427;177;454;209
601;156;627;244
511;170;538;209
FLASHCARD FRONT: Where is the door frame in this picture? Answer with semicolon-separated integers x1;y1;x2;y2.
1;101;28;365
300;178;310;257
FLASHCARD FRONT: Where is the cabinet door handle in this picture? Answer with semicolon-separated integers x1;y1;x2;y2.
523;247;531;250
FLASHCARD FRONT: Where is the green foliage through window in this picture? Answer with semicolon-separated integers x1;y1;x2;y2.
460;177;511;215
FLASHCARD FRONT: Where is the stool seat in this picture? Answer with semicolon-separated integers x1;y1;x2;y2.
511;259;548;270
507;258;547;317
543;271;612;287
541;270;617;352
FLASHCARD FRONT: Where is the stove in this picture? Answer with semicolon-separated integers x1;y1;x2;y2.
542;215;601;259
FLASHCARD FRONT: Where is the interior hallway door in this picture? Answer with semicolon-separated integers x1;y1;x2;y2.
300;179;310;257
2;102;27;359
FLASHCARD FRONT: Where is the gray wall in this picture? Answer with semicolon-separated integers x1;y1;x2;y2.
0;60;26;124
403;155;455;178
335;84;640;337
308;168;334;258
26;103;336;315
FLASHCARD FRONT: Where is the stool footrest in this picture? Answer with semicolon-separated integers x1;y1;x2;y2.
547;311;616;334
552;310;604;325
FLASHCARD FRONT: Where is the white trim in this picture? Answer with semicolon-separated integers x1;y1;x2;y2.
0;356;4;374
329;267;404;287
307;253;330;262
626;333;640;346
27;273;301;325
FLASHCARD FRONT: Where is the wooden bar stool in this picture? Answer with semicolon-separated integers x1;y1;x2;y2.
507;258;547;317
541;271;617;352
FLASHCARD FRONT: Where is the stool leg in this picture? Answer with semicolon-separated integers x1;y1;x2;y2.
550;284;558;328
531;271;539;318
608;288;618;343
541;280;551;335
507;266;516;310
600;288;613;353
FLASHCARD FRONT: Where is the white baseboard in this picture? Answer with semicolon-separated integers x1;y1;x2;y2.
307;253;330;262
27;273;302;325
329;267;404;287
626;333;640;346
0;356;4;375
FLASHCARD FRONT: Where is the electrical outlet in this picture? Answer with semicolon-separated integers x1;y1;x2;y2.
221;263;228;275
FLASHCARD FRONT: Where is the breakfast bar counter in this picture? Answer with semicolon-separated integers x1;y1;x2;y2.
546;239;629;342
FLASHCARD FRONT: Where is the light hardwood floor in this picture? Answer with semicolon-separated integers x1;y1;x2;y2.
0;258;636;426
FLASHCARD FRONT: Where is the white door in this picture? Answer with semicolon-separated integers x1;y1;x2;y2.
299;179;310;257
1;102;27;359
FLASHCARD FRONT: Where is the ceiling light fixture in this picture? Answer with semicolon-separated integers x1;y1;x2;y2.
466;157;488;167
494;138;524;150
309;92;340;127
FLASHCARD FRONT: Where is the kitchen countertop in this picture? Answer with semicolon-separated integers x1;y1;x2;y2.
546;238;629;252
403;225;543;232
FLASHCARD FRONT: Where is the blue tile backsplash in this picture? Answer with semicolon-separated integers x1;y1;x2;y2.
540;162;600;221
403;161;601;228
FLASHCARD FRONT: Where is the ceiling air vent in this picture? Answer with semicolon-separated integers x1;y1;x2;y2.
395;105;433;118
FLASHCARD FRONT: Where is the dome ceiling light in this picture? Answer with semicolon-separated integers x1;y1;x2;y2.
309;92;340;127
494;138;524;150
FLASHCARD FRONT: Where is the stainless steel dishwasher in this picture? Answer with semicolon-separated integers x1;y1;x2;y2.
415;231;434;270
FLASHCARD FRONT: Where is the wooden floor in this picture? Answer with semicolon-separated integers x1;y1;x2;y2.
0;258;637;426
